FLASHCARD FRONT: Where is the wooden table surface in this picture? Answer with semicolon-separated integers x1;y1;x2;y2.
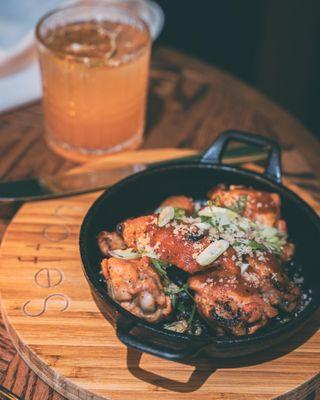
0;47;319;400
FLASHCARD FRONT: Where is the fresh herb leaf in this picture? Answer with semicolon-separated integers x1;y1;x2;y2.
188;303;196;325
169;292;176;308
247;240;268;252
200;215;212;223
151;259;170;285
229;195;248;214
174;208;186;219
233;239;268;253
232;240;243;247
164;287;176;307
182;284;194;301
177;301;186;313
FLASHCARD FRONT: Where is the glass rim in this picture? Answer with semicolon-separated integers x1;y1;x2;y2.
35;2;151;64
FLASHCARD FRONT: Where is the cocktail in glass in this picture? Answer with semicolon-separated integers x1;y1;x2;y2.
36;4;151;162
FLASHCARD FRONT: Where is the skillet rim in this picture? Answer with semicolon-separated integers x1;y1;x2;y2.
79;161;320;347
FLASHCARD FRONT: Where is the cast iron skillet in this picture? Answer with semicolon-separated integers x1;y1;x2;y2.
80;130;320;361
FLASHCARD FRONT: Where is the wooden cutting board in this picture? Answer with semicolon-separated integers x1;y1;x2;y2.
0;151;319;400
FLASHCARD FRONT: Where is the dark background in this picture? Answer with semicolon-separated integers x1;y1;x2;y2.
156;0;320;139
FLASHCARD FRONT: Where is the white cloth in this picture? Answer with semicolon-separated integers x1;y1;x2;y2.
0;0;164;113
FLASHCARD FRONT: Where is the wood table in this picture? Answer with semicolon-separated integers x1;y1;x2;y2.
0;47;319;400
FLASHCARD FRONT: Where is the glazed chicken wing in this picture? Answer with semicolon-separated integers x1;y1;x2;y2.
189;249;278;335
244;253;300;313
208;184;281;227
119;215;217;274
101;256;172;323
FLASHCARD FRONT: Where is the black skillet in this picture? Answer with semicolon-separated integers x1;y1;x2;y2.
79;130;320;361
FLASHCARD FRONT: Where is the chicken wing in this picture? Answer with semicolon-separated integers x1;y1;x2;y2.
244;252;300;312
208;184;281;227
189;249;278;335
119;215;218;274
101;256;172;323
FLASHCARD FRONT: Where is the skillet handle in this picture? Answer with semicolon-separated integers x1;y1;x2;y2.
201;130;282;183
116;317;207;361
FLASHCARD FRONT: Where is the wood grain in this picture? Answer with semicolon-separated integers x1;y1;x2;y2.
0;152;319;400
0;187;319;400
0;47;319;399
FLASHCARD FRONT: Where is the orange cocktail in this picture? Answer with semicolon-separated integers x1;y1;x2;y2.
36;4;151;162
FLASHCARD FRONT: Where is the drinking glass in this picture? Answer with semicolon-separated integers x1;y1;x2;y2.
36;3;151;162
